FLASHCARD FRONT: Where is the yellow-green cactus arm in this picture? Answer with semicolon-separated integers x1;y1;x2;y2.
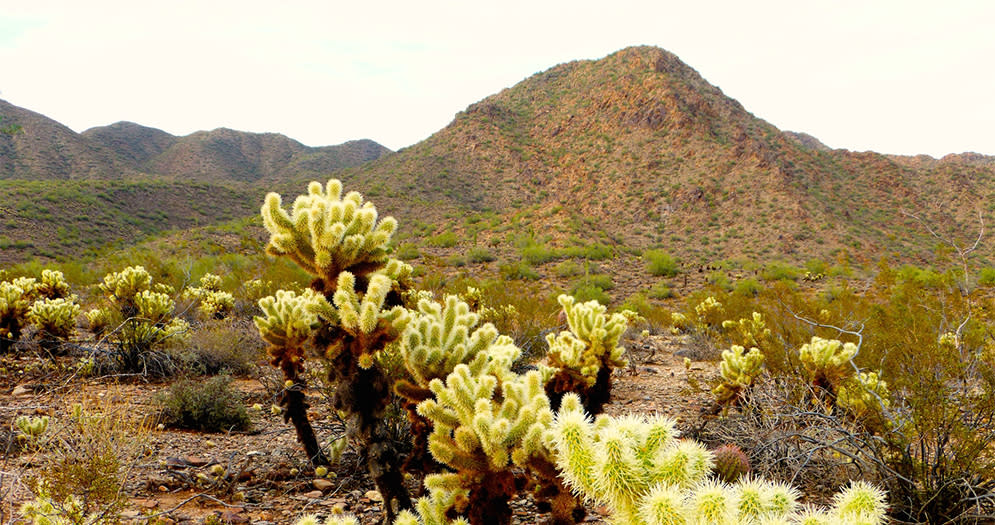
261;179;399;284
27;297;80;340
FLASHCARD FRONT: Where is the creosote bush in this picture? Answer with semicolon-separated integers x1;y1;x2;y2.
157;374;251;432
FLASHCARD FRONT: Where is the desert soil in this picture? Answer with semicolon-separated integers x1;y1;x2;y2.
0;334;716;525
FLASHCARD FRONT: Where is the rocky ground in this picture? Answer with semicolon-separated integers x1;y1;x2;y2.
0;334;717;525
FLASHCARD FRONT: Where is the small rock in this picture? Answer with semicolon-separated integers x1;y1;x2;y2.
364;490;383;502
220;510;248;524
11;385;31;397
312;479;335;492
304;490;324;499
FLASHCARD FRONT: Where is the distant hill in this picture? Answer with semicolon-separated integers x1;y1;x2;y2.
0;99;391;183
0;99;391;263
342;46;994;266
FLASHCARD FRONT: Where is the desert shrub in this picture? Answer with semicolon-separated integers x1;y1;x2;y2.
572;273;614;291
426;231;458;248
157;374;251;432
647;280;674;299
395;242;421;261
570;282;611;305
521;243;560;265
554;260;585;277
23;399;150;524
978;267;995;286
733;277;762;297
760;261;802;281
444;254;466;267
644;249;679;277
173;318;263;376
561;242;613;260
706;270;732;290
498;260;540;281
466;246;496;263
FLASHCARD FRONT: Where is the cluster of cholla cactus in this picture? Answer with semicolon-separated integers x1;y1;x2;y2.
182;273;235;319
547;393;887;525
711;345;765;407
86;266;188;373
255;179;416;522
798;336;858;393
670;296;725;336
1;270;79;354
722;312;773;350
544;295;629;415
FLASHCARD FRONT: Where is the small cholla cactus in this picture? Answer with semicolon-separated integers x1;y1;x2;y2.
837;371;890;419
670;312;691;334
28;297;80;354
798;336;858;392
712;345;765;406
183;274;235;319
694;296;725;328
547;393;883;524
721;312;773;350
35;269;72;300
85;308;114;338
544;295;629;414
16;415;49;440
0;280;31;352
99;265;153;315
711;444;751;482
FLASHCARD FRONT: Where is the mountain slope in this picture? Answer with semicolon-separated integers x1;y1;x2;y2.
344;46;993;265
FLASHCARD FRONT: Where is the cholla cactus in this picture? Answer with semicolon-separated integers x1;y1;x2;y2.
694;296;725;328
28;297;81;354
85;308;114;338
416;361;557;524
712;346;765;406
99;266;153;315
261;178;398;291
798;336;858;393
35;270;72;300
548;393;886;524
0;280;31;353
544;295;629;414
183;274;235;319
16;415;50;439
722;312;773;350
258;179;415;523
254;289;325;377
837;371;890;419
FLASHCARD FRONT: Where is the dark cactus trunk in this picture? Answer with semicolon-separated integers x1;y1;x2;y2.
466;470;516;525
281;383;330;467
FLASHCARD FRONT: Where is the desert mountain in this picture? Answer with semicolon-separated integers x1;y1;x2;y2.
0;100;391;263
344;46;994;265
0;99;391;183
3;46;994;268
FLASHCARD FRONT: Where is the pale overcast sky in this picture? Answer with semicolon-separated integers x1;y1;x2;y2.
1;1;992;157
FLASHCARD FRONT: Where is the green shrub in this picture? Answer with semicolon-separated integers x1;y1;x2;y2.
467;247;496;263
157;374;251;432
644;249;679;277
445;255;467;267
499;261;540;281
570;283;610;305
733;277;762;297
395;243;422;260
572;273;614;291
979;267;995;286
426;231;458;248
760;261;802;281
648;281;675;299
521;243;560;265
554;260;584;277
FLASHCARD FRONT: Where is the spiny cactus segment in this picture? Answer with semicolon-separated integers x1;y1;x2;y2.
183;273;235;319
544;295;629;414
712;345;765;406
548;393;887;524
721;312;773;350
837;371;890;419
798;336;858;392
28;297;81;354
261;178;399;290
